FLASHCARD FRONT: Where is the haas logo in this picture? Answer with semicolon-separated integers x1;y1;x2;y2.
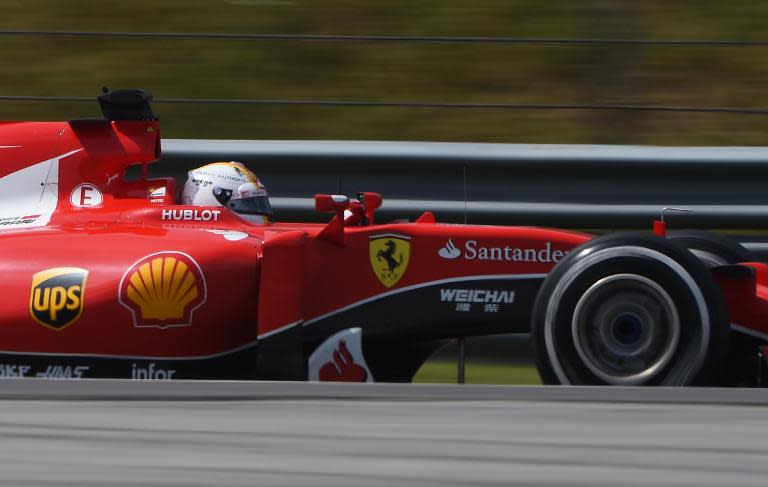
369;234;411;288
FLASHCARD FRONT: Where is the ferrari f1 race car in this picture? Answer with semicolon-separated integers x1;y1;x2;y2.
1;89;767;386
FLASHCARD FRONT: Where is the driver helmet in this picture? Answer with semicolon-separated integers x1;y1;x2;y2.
181;161;272;223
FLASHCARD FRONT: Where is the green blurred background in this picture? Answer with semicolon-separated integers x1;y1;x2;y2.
3;0;768;145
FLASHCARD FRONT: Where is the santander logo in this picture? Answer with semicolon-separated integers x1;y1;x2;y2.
438;238;568;263
438;239;461;259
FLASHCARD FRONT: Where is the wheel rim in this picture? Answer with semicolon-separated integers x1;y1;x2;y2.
571;273;680;385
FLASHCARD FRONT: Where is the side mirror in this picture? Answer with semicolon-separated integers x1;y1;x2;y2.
315;194;350;213
358;192;382;224
315;194;349;245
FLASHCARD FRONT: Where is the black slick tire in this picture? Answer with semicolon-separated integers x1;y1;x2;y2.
532;233;729;386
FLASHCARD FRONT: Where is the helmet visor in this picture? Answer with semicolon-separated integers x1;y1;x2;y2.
227;195;273;217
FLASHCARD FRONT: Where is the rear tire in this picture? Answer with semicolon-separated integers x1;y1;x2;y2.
532;233;729;386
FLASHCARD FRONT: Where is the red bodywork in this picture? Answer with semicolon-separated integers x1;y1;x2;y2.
0;117;592;380
5;113;765;381
715;263;768;342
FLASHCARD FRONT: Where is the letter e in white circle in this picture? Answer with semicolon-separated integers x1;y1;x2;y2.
70;184;104;208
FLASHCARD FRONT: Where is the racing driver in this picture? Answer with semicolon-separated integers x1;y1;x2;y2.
181;161;273;224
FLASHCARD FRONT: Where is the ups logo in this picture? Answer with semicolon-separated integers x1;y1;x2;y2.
29;267;88;330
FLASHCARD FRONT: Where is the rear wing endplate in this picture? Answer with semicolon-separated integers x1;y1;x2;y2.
97;88;157;121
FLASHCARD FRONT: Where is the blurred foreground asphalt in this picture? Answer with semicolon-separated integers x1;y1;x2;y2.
0;380;765;486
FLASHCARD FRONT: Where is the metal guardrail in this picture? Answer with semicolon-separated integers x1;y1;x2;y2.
158;140;768;229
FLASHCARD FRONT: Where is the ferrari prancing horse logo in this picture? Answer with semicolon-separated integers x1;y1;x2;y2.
369;234;411;288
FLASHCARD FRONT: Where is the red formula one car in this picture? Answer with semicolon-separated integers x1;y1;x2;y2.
1;90;767;386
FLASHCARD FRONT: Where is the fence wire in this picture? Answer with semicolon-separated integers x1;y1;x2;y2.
2;29;768;46
2;95;768;115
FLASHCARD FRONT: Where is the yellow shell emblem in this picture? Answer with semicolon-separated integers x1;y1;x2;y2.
119;252;207;328
369;235;411;288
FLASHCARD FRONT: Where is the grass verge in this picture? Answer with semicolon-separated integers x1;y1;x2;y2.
414;360;541;385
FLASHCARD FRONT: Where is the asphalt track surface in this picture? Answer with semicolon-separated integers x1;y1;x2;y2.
1;380;767;487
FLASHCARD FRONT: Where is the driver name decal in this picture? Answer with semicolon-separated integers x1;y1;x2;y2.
119;251;207;329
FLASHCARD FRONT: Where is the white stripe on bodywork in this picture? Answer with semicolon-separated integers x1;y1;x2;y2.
0;149;81;230
369;233;411;240
731;323;768;342
0;337;260;361
257;320;302;340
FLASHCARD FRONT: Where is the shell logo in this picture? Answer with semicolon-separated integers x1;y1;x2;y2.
119;251;207;329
